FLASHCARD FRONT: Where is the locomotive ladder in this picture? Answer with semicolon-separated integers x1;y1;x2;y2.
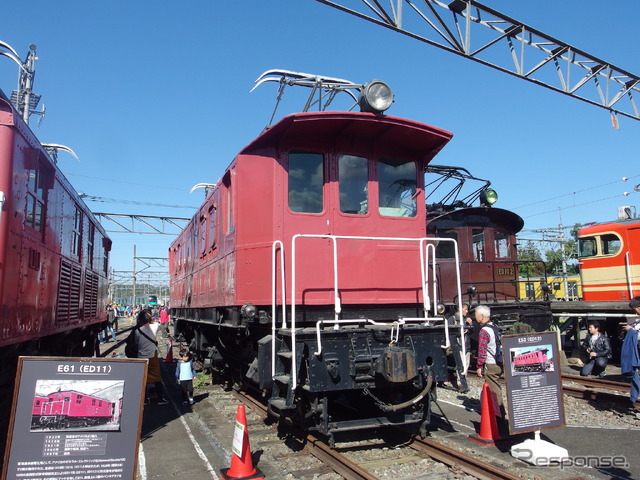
271;234;465;389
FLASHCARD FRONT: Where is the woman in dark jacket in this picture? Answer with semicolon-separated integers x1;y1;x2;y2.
135;309;168;405
580;320;612;377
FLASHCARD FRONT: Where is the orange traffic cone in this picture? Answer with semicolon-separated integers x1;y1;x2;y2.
469;383;507;445
220;404;264;480
165;340;173;363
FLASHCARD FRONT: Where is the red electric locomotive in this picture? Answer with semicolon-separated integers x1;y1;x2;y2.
513;348;551;373
0;63;110;453
34;390;115;429
0;91;110;359
170;71;468;444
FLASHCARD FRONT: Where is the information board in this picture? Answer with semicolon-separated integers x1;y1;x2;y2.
503;331;566;435
2;357;147;480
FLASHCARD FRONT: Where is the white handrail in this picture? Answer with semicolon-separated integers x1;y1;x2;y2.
271;241;286;379
313;318;379;355
626;251;634;298
284;234;463;389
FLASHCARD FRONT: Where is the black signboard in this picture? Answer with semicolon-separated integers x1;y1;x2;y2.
2;357;147;480
503;332;566;435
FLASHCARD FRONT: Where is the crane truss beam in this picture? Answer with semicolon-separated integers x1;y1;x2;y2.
94;213;189;235
316;0;640;120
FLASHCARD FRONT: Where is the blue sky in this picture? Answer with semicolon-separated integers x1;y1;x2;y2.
1;0;638;273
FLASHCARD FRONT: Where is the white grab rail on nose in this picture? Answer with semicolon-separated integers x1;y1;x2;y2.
272;234;463;389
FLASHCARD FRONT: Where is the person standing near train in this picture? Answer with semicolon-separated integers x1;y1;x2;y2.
475;305;505;418
621;296;640;404
135;309;169;405
580;320;612;378
175;350;197;405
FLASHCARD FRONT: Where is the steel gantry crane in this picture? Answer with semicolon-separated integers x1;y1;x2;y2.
315;0;640;123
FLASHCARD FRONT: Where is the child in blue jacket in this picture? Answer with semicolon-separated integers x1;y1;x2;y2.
175;350;197;405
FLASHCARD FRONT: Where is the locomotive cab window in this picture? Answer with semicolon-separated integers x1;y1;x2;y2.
494;231;510;259
199;216;206;255
338;154;368;215
71;206;83;259
472;229;485;261
378;158;417;217
578;237;597;258
208;205;216;249
222;172;234;234
601;233;621;256
25;160;50;236
288;151;324;213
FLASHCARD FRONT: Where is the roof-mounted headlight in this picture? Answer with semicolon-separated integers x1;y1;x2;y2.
358;80;394;114
480;188;498;207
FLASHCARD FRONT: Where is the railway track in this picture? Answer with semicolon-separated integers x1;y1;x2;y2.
408;436;523;480
234;389;527;480
235;390;378;480
561;373;635;406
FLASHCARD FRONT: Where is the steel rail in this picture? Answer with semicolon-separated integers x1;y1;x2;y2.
240;387;525;480
409;436;524;480
232;391;380;480
562;373;630;393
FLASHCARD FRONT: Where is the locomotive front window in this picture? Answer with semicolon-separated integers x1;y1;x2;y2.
494;231;510;258
578;237;597;258
435;231;458;259
288;151;324;213
378;158;417;217
601;233;621;256
338;155;368;215
472;229;484;261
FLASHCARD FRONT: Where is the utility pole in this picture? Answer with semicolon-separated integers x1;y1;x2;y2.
532;226;570;300
132;245;137;306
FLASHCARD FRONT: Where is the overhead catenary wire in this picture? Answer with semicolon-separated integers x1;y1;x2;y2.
513;174;640;210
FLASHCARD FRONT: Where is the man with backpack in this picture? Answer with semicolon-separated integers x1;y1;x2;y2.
475;305;505;418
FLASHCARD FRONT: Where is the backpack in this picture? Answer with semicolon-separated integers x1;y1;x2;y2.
487;324;503;365
124;329;138;358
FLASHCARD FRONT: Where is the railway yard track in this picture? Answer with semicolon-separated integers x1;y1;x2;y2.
99;329;638;479
232;387;527;480
560;373;634;406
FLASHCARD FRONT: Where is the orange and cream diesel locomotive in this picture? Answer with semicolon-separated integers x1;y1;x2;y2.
577;213;640;302
170;71;472;444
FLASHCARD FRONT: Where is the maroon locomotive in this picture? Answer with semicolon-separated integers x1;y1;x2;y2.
0;70;110;452
424;165;551;331
0;90;110;359
513;348;551;373
170;71;470;445
32;390;115;429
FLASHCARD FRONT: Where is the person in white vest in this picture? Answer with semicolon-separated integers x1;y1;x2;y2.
475;305;505;418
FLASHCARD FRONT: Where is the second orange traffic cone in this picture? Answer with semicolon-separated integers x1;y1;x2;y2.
469;383;506;445
220;404;264;480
